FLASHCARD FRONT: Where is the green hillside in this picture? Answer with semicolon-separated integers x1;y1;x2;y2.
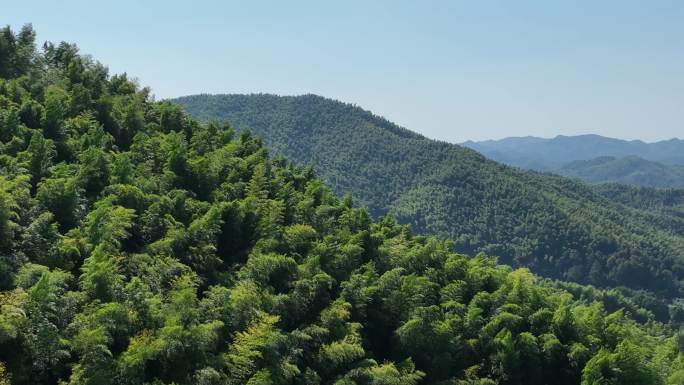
558;156;684;188
173;94;684;310
6;24;684;385
594;183;684;211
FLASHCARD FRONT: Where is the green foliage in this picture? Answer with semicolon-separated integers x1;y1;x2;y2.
174;93;684;322
559;155;684;189
0;24;37;79
23;131;56;187
0;24;683;385
0;361;10;385
581;342;662;385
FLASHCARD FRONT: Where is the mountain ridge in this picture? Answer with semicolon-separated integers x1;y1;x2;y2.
173;93;684;316
463;134;683;148
463;134;684;173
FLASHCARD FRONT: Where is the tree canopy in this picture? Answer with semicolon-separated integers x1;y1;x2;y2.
174;93;684;322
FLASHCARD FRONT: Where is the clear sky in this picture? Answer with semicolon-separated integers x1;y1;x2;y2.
6;0;684;142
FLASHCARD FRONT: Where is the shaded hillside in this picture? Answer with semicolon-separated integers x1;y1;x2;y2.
174;94;684;305
558;155;684;188
595;183;684;210
4;25;683;385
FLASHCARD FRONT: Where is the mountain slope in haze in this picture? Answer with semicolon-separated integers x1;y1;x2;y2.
173;94;684;310
462;135;684;172
5;25;683;385
463;136;684;188
558;155;684;188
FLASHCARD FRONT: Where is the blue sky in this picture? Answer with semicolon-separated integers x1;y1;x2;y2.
6;0;684;142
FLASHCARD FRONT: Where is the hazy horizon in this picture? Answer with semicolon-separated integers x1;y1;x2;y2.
6;0;684;142
461;133;684;143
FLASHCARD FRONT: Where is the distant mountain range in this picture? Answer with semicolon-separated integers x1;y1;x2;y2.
173;93;684;317
462;135;684;187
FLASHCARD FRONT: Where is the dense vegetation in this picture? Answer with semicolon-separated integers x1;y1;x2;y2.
557;156;684;188
594;184;684;212
3;25;684;385
173;94;684;316
462;134;684;172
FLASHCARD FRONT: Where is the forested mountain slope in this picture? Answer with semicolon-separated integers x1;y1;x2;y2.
594;183;684;212
557;155;684;188
463;135;684;171
4;25;684;385
173;94;684;307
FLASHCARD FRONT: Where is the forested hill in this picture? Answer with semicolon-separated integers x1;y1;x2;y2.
5;25;684;385
174;94;684;309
